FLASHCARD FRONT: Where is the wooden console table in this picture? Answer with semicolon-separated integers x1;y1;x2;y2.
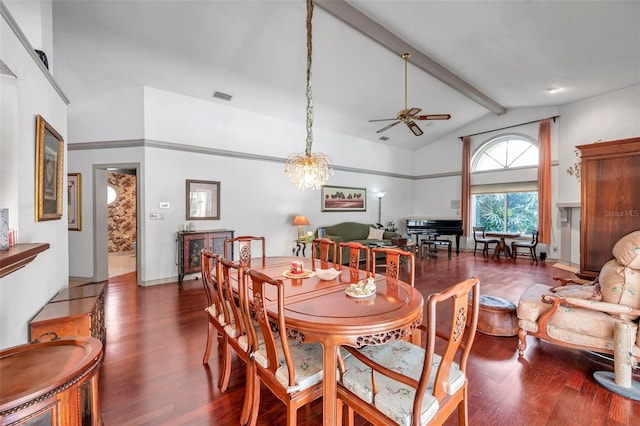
30;283;106;345
0;336;103;426
176;229;234;284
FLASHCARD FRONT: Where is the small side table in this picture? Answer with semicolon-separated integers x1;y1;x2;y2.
292;240;308;257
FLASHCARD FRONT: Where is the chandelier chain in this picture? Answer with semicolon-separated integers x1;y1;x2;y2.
305;0;313;156
284;0;333;190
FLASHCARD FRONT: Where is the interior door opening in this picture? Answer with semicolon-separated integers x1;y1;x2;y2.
106;169;137;278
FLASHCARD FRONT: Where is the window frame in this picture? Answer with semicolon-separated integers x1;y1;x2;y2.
470;134;539;233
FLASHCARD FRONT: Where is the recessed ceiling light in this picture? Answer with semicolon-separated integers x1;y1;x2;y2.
545;87;563;94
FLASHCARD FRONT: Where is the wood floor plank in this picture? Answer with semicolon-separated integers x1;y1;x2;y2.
98;252;640;425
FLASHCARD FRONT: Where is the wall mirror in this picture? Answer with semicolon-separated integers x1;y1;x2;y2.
186;180;220;220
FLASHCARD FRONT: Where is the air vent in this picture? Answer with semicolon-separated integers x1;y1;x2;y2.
213;91;232;101
379;136;389;141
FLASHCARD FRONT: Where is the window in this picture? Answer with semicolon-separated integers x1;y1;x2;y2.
471;135;538;233
473;136;538;171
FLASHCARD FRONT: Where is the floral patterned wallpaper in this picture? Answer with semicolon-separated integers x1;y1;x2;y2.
108;172;136;253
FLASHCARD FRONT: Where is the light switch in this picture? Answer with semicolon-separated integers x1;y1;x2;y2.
150;213;164;220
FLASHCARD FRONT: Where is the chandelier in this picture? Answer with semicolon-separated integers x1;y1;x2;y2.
284;0;333;190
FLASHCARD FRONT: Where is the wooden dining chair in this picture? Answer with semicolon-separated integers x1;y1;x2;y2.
311;238;337;270
224;235;266;267
217;257;256;425
473;226;499;257
243;269;325;426
371;246;415;287
511;230;539;262
200;250;225;364
337;276;480;426
338;241;371;274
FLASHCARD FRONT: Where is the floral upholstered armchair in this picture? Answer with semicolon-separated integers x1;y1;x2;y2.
517;231;640;360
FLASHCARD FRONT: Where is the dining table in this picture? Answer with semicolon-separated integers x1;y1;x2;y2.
485;231;521;259
239;256;424;426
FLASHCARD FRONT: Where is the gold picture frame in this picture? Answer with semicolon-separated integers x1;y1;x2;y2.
68;173;82;231
35;115;64;221
186;179;220;220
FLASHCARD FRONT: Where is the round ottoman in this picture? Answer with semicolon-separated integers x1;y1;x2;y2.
473;295;518;337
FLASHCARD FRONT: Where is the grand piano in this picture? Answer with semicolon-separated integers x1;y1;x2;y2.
406;218;464;255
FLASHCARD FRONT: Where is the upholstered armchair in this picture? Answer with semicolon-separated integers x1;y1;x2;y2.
517;231;640;361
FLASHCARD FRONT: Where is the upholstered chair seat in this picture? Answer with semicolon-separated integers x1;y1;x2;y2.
341;340;466;425
253;338;325;393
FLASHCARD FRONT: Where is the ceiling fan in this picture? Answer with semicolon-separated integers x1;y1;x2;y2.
369;53;451;137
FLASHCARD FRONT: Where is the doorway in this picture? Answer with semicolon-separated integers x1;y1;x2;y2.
94;164;140;283
107;169;137;278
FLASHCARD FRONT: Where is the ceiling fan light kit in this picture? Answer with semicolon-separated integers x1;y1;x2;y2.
369;53;451;137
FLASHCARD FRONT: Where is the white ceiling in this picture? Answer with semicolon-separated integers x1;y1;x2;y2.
51;0;640;150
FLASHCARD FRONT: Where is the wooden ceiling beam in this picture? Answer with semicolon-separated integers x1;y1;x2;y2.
314;0;507;115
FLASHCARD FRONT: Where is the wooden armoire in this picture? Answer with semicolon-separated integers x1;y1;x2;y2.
577;136;640;279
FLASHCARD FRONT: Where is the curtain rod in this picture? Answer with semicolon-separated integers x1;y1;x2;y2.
458;115;560;140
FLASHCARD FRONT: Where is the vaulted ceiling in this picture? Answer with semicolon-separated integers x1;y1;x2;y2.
52;0;640;150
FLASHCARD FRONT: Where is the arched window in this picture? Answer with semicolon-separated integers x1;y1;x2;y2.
471;135;539;233
472;135;538;171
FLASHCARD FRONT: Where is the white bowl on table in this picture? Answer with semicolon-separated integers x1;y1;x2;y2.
316;267;340;281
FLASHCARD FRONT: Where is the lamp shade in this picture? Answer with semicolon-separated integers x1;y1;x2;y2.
292;215;310;226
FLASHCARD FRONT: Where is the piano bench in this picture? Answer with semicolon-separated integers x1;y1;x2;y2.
421;239;452;259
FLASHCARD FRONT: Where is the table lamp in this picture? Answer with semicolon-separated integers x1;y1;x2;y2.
292;215;310;240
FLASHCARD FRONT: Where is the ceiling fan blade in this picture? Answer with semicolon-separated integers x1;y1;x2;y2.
415;114;452;121
406;107;422;116
407;121;423;136
376;121;401;133
369;118;400;123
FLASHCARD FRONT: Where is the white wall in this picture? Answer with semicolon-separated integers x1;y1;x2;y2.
67;84;640;284
412;89;640;262
557;85;640;203
67;146;144;279
0;4;68;349
557;85;640;263
67;87;416;285
4;0;53;71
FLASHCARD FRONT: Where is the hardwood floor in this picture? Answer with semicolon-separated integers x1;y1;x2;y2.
99;251;640;425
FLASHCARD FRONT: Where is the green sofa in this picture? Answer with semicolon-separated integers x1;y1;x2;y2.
318;222;399;264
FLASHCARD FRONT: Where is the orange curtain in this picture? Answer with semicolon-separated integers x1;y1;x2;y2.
461;136;471;237
538;119;552;245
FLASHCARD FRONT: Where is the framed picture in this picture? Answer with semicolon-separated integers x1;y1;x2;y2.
35;115;64;221
68;173;82;231
186;179;220;220
321;185;367;212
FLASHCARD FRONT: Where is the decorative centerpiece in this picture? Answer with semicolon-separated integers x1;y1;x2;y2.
290;261;304;275
346;277;377;298
316;267;340;281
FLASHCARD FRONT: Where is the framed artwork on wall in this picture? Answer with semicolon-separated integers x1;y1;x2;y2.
321;185;367;212
35;115;64;221
68;173;82;231
186;179;220;220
